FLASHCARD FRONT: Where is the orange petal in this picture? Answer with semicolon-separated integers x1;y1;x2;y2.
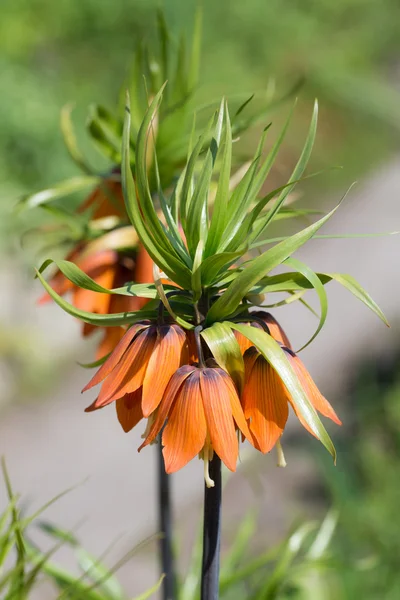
79;179;125;219
233;330;255;355
199;369;239;472
82;322;149;392
162;370;207;474
139;365;196;451
142;325;189;417
132;244;154;310
88;326;157;409
285;350;342;426
95;326;125;361
251;311;292;349
116;389;143;432
218;369;253;443
242;355;288;453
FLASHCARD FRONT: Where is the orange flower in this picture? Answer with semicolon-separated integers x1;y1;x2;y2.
78;176;126;219
83;322;189;419
40;244;154;359
139;365;252;484
234;311;291;355
242;346;341;453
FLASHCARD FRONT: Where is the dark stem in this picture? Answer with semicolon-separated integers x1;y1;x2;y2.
157;438;177;600
201;455;222;600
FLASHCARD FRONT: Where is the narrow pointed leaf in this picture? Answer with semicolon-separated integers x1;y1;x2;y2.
17;176;100;212
285;257;328;351
35;268;151;326
206;199;343;324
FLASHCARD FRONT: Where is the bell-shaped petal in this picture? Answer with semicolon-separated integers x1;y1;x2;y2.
84;325;157;411
140;365;251;475
162;370;207;473
139;365;196;450
242;350;289;453
82;322;150;392
200;369;245;471
116;389;143;432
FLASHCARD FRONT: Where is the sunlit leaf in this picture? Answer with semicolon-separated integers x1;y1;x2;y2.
226;324;336;461
201;322;245;393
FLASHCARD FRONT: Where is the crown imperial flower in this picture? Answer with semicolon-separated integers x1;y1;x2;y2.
83;322;189;418
242;345;341;453
139;364;252;485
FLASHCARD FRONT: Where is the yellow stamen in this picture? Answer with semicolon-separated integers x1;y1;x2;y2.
203;445;215;488
276;439;287;468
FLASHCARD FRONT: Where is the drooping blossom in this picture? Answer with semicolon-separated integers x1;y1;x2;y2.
242;345;341;453
83;322;189;423
139;364;252;485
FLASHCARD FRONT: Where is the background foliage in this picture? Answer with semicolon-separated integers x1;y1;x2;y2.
1;0;400;597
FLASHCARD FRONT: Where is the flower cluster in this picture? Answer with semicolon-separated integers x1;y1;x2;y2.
29;13;387;486
81;310;341;486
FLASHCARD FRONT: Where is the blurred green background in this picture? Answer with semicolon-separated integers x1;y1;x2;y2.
1;1;400;598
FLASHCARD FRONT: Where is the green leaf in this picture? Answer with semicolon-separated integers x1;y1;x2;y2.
38;521;79;547
206;198;343;324
201;322;245;393
327;273;389;326
252;272;331;294
285;257;328;351
122;90;192;288
204;100;232;256
201;250;245;287
226;324;336;461
77;354;110;369
251;99;318;242
87;104;124;163
220;126;270;250
37;259;160;298
251;230;399;248
185;101;223;254
133;574;165;600
16;176;100;212
35;267;151;327
191;240;204;301
60;104;93;174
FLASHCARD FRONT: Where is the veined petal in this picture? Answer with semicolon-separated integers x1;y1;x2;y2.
285;350;342;426
142;325;189;417
162;371;207;473
254;311;292;349
218;369;252;442
92;326;157;407
200;369;239;472
96;326;125;361
116;389;143;432
243;346;260;378
82;322;149;392
139;365;196;450
234;330;255;355
242;355;289;453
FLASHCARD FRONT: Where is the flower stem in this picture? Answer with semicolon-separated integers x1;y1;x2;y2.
201;455;222;600
157;439;177;600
